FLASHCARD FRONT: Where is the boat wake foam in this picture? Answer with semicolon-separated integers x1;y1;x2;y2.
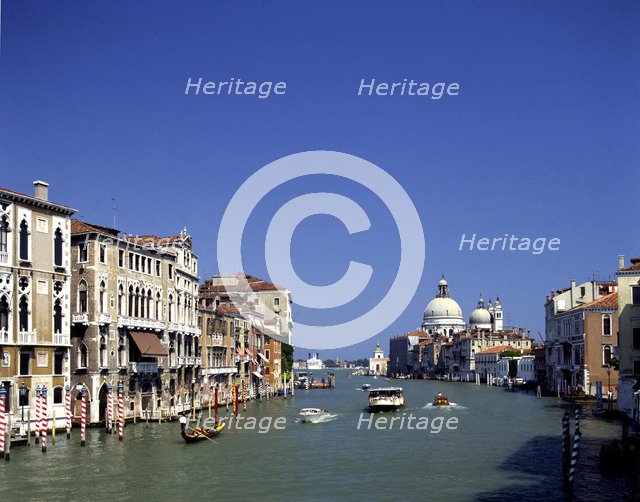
422;402;466;410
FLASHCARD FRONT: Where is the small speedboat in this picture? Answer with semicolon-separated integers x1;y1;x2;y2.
181;422;225;443
299;408;331;423
433;393;450;406
362;383;371;391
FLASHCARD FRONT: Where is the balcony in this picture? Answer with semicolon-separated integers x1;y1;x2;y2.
194;357;202;366
206;366;238;375
167;322;201;336
185;356;195;366
0;329;10;344
18;331;37;344
72;313;89;325
117;315;164;331
129;361;159;373
52;334;69;345
177;356;186;366
97;313;112;324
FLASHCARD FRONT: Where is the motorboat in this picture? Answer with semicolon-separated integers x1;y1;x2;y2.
362;383;371;391
299;408;331;423
433;393;450;406
368;387;404;411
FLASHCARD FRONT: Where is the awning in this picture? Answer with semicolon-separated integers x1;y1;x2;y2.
129;331;168;357
252;371;263;379
258;352;269;364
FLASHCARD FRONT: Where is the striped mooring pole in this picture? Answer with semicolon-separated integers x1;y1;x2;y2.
41;385;48;453
80;385;88;446
562;411;570;478
567;424;582;498
34;385;41;444
0;386;6;458
117;381;124;441
65;385;72;438
106;384;113;434
233;385;238;417
214;384;219;427
242;381;247;411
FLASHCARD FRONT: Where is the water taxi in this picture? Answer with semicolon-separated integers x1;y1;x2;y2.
368;387;404;411
433;393;450;406
299;408;331;423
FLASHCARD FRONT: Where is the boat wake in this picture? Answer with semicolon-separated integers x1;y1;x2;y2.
295;414;339;424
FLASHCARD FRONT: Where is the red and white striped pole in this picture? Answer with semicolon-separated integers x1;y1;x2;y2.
0;386;6;458
65;385;71;438
117;381;124;441
40;386;48;453
34;385;41;444
107;384;113;434
80;385;87;447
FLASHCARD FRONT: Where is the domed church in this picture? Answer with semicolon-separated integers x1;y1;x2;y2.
422;275;466;336
422;277;504;336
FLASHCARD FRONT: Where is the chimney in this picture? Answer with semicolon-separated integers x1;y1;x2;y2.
618;255;625;270
33;180;49;201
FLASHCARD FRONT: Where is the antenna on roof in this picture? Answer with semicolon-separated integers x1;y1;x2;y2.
111;197;117;228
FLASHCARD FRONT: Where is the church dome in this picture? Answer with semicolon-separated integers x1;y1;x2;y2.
469;307;491;325
424;297;463;320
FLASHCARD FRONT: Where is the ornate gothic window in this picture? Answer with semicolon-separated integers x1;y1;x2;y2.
53;300;63;334
19;219;29;261
18;295;29;332
54;227;63;266
78;280;88;313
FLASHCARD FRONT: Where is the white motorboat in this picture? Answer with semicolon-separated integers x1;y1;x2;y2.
299;408;331;423
368;387;404;412
362;383;371;391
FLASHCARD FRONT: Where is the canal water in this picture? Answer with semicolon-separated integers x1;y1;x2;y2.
0;370;632;501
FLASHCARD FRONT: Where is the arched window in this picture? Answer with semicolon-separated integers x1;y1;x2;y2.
156;292;161;321
54;227;63;266
118;343;126;367
99;281;106;313
146;289;152;319
137;287;144;317
19;219;29;261
128;286;134;316
168;294;174;322
603;315;611;336
0;295;9;331
78;280;88;313
0;216;9;256
78;343;88;368
118;284;124;315
603;345;612;365
53;300;63;333
53;387;63;404
99;335;107;367
18;295;29;332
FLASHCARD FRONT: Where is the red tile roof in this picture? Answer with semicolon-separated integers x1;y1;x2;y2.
476;345;518;355
200;274;283;295
569;292;618;311
621;258;640;272
70;219;119;237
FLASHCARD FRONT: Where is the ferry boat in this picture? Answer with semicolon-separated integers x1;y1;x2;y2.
433;393;450;406
368;387;404;411
299;408;331;423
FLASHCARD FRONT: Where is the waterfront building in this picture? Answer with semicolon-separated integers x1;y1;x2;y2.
388;331;428;377
616;256;640;416
368;341;388;376
0;181;76;430
197;304;237;394
533;344;546;384
199;273;293;345
545;285;618;396
70;221;200;422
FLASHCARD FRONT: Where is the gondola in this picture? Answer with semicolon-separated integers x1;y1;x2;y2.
180;422;225;444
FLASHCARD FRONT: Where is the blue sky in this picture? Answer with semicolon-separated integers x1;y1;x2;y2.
1;1;638;359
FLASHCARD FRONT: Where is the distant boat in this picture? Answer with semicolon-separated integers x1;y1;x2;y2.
368;387;404;412
299;408;331;423
362;383;371;391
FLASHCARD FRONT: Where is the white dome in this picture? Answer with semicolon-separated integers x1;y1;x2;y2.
424;297;463;320
469;308;492;325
